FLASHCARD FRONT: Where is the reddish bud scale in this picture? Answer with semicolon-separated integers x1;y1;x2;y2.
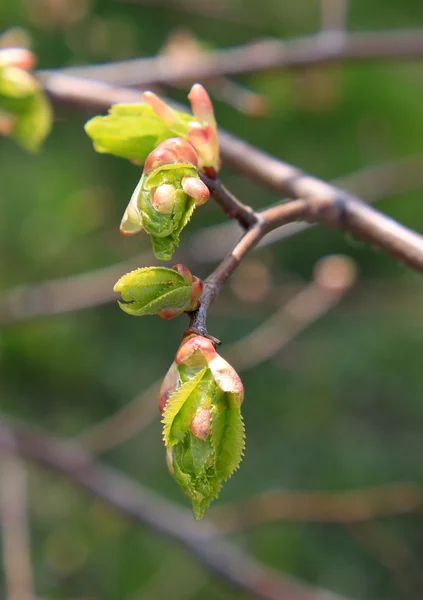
172;263;193;284
175;334;218;367
159;362;179;414
190;277;203;308
188;83;217;129
144;137;198;173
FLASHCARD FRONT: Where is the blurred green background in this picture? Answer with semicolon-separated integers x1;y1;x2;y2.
1;1;423;599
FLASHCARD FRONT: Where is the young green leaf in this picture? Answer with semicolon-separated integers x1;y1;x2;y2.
162;367;209;446
84;103;193;163
114;264;203;319
85;85;220;172
211;389;245;481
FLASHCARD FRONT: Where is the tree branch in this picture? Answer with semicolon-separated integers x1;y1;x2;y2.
2;154;423;326
37;73;423;270
190;177;423;337
0;456;35;600
0;420;349;600
198;173;258;229
46;29;423;87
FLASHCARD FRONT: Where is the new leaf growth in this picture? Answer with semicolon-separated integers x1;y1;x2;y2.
85;84;220;260
119;137;210;260
160;331;245;519
114;264;203;319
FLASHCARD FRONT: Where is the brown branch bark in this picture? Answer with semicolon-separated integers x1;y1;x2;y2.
0;420;349;600
190;180;423;336
36;74;423;271
0;457;35;600
45;29;423;87
2;154;423;326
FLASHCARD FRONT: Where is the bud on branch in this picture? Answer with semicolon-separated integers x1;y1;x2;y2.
120;137;210;261
85;84;220;172
160;331;245;519
114;264;203;319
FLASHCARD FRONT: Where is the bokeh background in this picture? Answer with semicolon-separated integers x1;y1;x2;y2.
1;1;423;599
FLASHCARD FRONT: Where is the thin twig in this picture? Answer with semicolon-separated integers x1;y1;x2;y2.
79;255;355;454
189;222;265;336
209;483;423;534
2;154;423;326
0;420;350;600
46;29;423;87
199;173;258;229
37;73;423;271
191;177;423;336
0;455;35;600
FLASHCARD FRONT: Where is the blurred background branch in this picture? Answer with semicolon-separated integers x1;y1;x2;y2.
209;483;423;533
0;421;350;600
0;456;35;600
47;29;423;87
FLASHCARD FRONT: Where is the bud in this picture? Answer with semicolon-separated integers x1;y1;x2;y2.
188;83;217;129
0;48;36;71
119;137;210;261
114;265;203;319
161;332;245;519
181;176;209;206
85;85;220;171
187;84;220;172
143;86;220;172
0;58;52;151
151;184;178;214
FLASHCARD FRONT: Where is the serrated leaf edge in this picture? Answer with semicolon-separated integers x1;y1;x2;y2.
162;368;208;446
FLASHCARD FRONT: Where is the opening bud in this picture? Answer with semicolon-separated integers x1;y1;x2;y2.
151;184;177;214
181;176;210;206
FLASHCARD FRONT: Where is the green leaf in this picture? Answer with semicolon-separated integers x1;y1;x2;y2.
171;436;222;520
162;368;213;446
84;103;192;163
114;266;195;317
211;389;245;481
163;363;245;519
